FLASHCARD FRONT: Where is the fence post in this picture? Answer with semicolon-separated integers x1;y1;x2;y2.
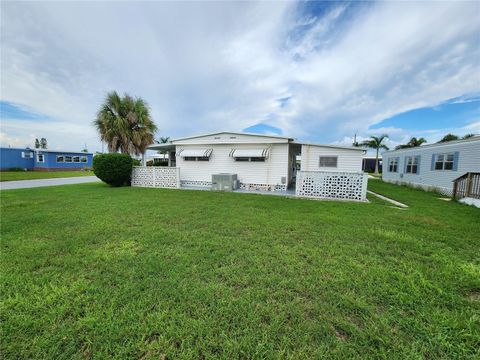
452;180;458;199
466;172;473;198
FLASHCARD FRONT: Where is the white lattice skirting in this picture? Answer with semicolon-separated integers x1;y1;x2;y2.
180;180;212;188
131;166;180;188
296;171;368;201
239;183;287;192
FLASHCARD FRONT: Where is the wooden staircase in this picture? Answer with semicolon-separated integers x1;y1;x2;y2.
452;172;480;199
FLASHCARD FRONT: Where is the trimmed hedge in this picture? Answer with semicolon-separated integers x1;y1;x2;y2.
93;153;133;187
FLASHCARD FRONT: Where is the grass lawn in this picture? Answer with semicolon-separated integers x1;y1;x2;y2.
0;170;94;182
1;180;479;359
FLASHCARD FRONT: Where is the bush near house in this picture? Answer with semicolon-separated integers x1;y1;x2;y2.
93;153;133;186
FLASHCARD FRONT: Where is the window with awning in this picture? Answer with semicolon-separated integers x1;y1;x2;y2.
177;149;212;161
230;148;269;162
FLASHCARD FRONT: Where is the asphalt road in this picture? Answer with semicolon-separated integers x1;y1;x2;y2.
0;176;101;190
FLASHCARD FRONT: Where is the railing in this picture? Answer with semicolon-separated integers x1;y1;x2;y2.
131;166;180;189
452;172;480;199
295;171;368;201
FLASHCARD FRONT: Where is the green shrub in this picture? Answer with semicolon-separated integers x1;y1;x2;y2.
132;159;141;166
93;153;133;186
8;167;28;172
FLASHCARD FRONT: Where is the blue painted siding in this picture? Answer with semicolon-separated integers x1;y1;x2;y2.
34;151;93;169
1;147;93;170
0;148;34;170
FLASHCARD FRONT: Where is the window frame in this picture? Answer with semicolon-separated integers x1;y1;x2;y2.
319;156;338;168
56;155;65;163
22;151;33;159
233;157;266;162
65;156;73;163
36;153;45;163
405;156;419;174
80;156;88;163
73;156;80;163
388;158;398;173
434;153;455;171
183;156;210;161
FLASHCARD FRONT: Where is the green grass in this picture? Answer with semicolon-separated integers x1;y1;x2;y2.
0;170;94;182
1;180;479;359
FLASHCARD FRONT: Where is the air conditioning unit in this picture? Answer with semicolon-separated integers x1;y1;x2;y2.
212;173;238;191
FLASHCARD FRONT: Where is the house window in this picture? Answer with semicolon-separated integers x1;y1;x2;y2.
388;158;398;172
36;154;44;163
405;156;419;174
56;155;65;163
234;157;265;162
65;156;72;162
22;151;33;158
434;153;454;170
319;156;338;168
80;156;88;163
184;156;209;161
73;156;80;163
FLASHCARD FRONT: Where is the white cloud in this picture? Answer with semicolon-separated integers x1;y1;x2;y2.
0;1;479;152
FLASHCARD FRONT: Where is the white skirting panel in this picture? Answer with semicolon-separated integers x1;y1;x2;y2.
131;166;180;188
295;171;368;201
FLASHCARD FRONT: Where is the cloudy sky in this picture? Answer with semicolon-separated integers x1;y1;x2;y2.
1;1;479;153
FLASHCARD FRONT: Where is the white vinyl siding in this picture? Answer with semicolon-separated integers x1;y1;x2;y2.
176;143;289;186
382;138;480;195
300;145;363;172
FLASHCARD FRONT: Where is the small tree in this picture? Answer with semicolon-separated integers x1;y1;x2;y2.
360;134;389;175
462;133;476;139
35;138;40;149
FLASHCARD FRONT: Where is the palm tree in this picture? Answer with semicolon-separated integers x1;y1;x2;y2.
94;91;157;156
360;134;389;175
395;136;427;150
438;134;459;143
157;136;170;162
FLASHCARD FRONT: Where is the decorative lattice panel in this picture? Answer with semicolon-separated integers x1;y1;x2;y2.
296;171;367;201
239;183;287;192
180;180;212;187
131;167;180;188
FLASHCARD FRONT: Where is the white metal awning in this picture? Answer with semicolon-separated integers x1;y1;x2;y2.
177;149;213;157
229;148;269;158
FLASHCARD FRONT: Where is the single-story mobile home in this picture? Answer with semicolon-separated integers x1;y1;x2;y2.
143;131;367;200
0;147;93;171
382;136;480;195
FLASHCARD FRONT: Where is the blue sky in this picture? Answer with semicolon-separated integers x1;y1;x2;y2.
1;1;479;152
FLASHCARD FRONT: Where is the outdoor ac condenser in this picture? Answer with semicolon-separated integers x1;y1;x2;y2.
212;173;238;191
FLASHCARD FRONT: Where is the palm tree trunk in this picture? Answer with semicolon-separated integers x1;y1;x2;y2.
374;148;379;175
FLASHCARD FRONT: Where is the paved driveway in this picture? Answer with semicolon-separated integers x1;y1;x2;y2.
0;176;101;190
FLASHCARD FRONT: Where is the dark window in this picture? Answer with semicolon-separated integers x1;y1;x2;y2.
80;156;88;163
184;156;209;161
250;157;265;162
388;158;398;172
405;156;418;174
65;156;72;162
435;153;454;171
73;156;80;163
234;157;250;162
56;155;65;163
319;156;338;168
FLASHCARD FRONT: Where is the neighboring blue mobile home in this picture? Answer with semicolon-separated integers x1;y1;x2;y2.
0;147;93;171
382;136;480;195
